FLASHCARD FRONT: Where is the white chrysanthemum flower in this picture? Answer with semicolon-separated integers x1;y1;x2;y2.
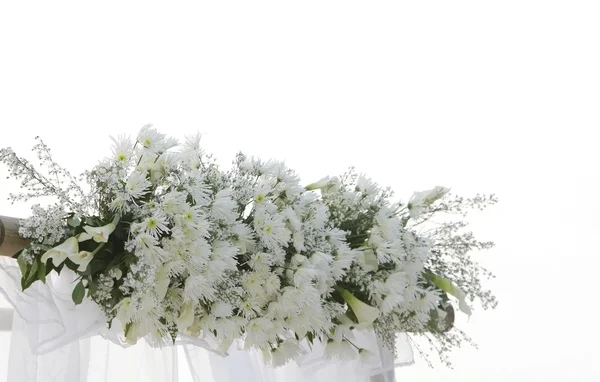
247;252;273;272
356;174;379;195
142;214;170;238
264;273;281;295
324;339;357;362
253;183;273;205
245;317;274;348
242;272;265;297
162;191;188;216
184;275;215;302
278;287;305;312
130;231;158;249
254;211;291;250
310;251;333;268
115;297;135;324
292;266;319;287
239;299;262;319
176;206;210;236
285;313;311;339
232;223;255;254
292;231;305;253
384;272;409;293
211;301;233;318
403;284;424;305
331;254;355;280
282;207;302;231
110;134;134;165
179;133;204;167
137;124;178;154
210;189;238;223
270;340;304;367
304;303;331;331
125;171;151;199
380;293;405;315
212;241;238;271
109;193;130;214
186;238;211;268
154;263;171;301
215;317;242;339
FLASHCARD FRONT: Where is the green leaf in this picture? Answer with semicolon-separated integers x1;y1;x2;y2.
37;259;47;284
86;278;98;296
72;280;85;305
21;259;39;291
67;216;81;228
16;252;28;276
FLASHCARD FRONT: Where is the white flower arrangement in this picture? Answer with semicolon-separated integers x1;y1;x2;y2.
0;125;497;367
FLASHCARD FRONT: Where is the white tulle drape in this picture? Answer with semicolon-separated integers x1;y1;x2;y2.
0;257;413;382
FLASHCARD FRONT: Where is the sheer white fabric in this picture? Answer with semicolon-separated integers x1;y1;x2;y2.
0;257;412;382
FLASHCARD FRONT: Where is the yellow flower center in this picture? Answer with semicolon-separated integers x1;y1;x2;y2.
147;219;158;230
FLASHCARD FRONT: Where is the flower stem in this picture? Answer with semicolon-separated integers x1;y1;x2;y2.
91;242;106;256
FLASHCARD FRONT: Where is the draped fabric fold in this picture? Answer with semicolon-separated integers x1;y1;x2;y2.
0;257;411;382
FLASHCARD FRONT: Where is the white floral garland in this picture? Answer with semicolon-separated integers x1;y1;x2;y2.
0;125;497;367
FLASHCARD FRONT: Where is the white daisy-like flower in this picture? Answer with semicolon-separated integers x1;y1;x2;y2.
110;134;134;165
247;252;273;272
242;272;265;297
211;301;233;318
239;299;262;319
232;223;255;255
270;340;304;367
137;124;178;154
125;171;151;199
264;273;281;295
142;214;170;238
254;211;291;250
245;317;273;348
210;189;238;223
162;191;188;216
211;241;238;271
355;174;379;195
184;274;215;302
380;293;405;315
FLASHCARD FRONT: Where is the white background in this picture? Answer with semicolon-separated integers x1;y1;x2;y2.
1;1;599;381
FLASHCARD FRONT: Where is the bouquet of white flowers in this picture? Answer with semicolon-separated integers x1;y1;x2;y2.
0;125;497;367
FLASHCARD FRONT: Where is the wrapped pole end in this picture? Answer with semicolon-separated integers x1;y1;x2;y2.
0;216;29;257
